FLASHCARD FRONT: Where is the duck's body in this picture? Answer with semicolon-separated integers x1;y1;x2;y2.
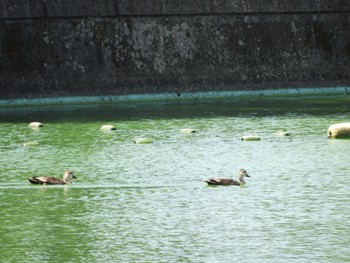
28;171;77;185
205;169;250;186
205;178;241;186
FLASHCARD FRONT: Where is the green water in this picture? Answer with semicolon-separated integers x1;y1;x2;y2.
0;96;350;262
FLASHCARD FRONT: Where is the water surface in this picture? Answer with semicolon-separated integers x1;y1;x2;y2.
0;96;350;262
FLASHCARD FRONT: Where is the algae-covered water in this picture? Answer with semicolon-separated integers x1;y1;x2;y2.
0;95;350;262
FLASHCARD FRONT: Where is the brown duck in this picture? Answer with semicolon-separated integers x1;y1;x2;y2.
205;169;250;186
28;171;77;185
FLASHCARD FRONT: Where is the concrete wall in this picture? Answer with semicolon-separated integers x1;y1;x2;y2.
0;1;350;99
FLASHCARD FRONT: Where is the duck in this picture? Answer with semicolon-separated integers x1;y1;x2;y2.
28;171;78;185
205;169;250;186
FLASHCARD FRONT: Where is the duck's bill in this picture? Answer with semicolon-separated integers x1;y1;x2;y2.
72;175;78;179
246;174;250;177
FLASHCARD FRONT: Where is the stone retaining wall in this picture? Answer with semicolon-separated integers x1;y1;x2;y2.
0;1;349;99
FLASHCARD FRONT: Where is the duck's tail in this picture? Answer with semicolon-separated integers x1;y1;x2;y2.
28;177;42;184
205;179;218;185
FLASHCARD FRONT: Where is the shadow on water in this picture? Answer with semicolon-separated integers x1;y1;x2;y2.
0;95;349;123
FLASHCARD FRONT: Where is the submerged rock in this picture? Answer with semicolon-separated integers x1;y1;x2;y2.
22;141;39;147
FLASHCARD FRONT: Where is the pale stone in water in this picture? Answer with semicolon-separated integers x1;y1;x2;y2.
28;122;43;129
100;125;116;131
327;123;350;139
275;131;290;137
134;138;153;144
241;135;261;141
180;128;196;134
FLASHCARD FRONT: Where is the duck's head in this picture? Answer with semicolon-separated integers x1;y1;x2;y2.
63;171;78;181
239;169;250;178
238;169;250;184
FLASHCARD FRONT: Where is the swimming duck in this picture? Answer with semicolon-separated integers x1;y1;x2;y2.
28;171;77;185
205;169;250;186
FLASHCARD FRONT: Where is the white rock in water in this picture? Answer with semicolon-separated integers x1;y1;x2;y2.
28;122;43;129
134;138;153;144
100;125;116;131
241;135;261;141
180;128;196;134
274;131;290;137
327;123;350;139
